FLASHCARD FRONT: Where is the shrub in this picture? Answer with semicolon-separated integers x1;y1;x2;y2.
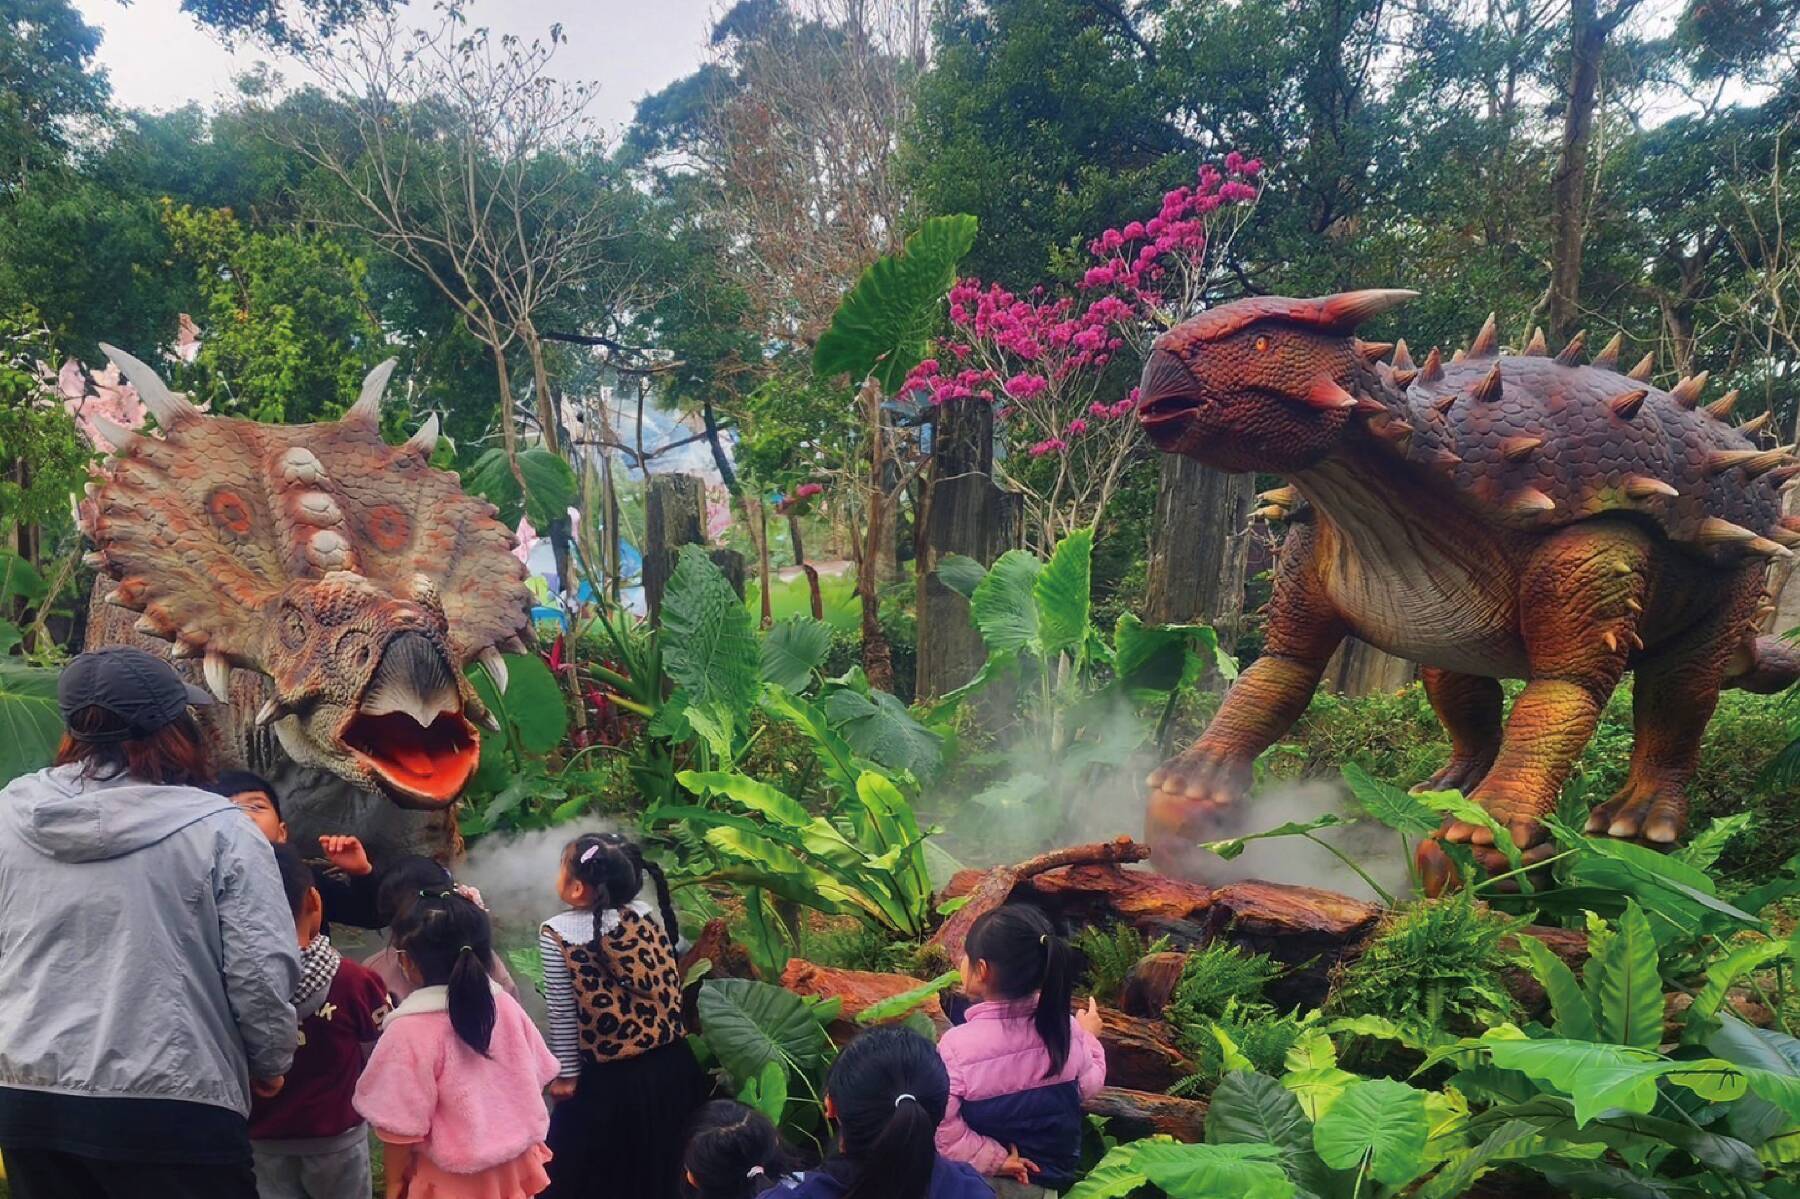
1328;894;1519;1035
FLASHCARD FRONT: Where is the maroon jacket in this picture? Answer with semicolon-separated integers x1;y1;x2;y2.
249;957;389;1142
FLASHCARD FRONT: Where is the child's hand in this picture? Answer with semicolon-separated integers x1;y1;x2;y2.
1076;996;1104;1038
548;1077;578;1102
1000;1145;1039;1185
319;835;374;877
251;1074;285;1099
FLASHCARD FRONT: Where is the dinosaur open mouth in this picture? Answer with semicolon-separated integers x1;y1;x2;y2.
343;632;479;808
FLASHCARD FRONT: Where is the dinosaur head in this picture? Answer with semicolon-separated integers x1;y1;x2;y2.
1136;289;1416;472
82;347;533;812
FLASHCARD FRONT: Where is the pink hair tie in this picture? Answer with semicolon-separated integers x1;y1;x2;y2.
580;844;600;864
454;883;488;912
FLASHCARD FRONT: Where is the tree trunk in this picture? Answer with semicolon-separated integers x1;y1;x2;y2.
702;398;738;493
643;473;706;625
521;325;562;456
1547;0;1605;340
1322;638;1417;697
788;514;807;566
858;379;895;691
1143;455;1254;671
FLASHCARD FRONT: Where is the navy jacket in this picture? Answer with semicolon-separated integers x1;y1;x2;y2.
782;1156;995;1199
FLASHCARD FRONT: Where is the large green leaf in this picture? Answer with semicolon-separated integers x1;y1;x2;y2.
1517;934;1597;1042
813;214;979;391
1414;1119;1549;1199
662;544;761;722
1675;813;1754;873
462;446;578;528
0;659;64;787
935;553;988;599
1486;1039;1670;1125
1032;528;1092;658
466;651;567;755
1587;901;1662;1051
1064;1142;1152;1199
0;550;48;603
1111;615;1218;699
1207;1070;1336;1197
1312;1077;1430;1186
969;549;1041;653
1692;939;1788;1024
760;685;865;794
1341;763;1439;837
821;687;943;781
1131;1141;1295;1199
759;617;834;692
696;978;834;1089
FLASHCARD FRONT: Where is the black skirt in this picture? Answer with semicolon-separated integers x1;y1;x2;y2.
543;1039;710;1199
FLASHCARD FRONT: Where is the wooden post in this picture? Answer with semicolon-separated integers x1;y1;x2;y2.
1143;455;1254;669
1322;638;1418;697
643;473;705;624
914;401;1023;699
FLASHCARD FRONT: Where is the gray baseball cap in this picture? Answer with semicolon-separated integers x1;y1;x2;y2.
58;646;217;742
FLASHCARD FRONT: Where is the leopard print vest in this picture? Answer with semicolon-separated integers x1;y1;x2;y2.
546;907;685;1064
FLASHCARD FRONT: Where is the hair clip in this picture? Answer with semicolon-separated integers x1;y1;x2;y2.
1039;933;1049;946
893;1093;917;1108
746;1166;766;1179
457;944;474;954
580;844;600;864
454;882;488;912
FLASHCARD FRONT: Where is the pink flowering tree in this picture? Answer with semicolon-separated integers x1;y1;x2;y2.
901;154;1262;544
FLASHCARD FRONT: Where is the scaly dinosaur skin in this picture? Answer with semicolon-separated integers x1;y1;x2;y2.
1135;291;1800;892
79;348;533;859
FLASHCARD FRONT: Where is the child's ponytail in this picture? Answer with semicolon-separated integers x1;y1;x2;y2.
964;904;1073;1075
393;890;497;1055
824;1028;949;1199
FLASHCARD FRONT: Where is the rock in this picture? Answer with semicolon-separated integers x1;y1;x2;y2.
1209;882;1380;1009
779;959;950;1040
1120;951;1189;1018
1085;1087;1208;1142
1095;1004;1191;1092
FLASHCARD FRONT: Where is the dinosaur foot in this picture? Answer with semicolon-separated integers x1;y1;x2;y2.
1419;784;1557;896
1584;774;1688;845
1412;751;1497;796
1416;836;1560;897
1144;751;1252;873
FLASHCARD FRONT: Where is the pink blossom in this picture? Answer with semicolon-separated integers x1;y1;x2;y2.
1005;373;1049;399
1067;418;1089;436
1028;438;1068;457
794;482;824;500
1122;221;1145;240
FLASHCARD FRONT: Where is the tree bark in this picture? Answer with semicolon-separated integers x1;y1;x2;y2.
1142;455;1254;670
1321;637;1418;697
857;379;895;691
643;474;706;625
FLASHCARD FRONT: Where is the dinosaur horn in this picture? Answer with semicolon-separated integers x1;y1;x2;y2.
99;343;198;429
1670;371;1709;409
1469;313;1499;358
348;358;400;424
1593;333;1623;370
404;413;441;456
1419;348;1444;384
1354;339;1395;362
1391;340;1415;371
88;414;138;452
1554;330;1587;365
1704;390;1739;420
1739;411;1772;436
1317;289;1417;330
1303;375;1358;411
1627;353;1655;382
1522;327;1547;356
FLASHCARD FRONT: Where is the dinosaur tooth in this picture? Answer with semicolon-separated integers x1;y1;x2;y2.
254;697;289;727
133;614;170;640
1702;390;1739;420
203;652;233;702
1738;411;1772;436
1706;449;1762;475
1469;312;1500;358
1250;505;1289;521
1749;538;1793;559
404;413;441;456
1696;517;1758;546
1392;368;1419;388
1593;332;1623;370
99;343;199;428
1670;371;1710;408
1554;330;1588;365
1419;348;1445;384
347;358;399;424
1258;486;1299;505
1506;487;1556;515
1499;435;1543;461
1623;475;1678;500
1391;339;1415;371
1354;339;1395;362
1303;376;1358;410
478;645;510;693
1522;327;1547;356
1627;353;1655;382
1607;389;1649;419
1471;363;1504;403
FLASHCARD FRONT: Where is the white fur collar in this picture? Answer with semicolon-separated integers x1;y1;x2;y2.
387;978;503;1023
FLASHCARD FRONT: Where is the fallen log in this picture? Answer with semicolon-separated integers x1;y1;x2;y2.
1028;864;1213;942
1085;1087;1208;1142
1120;951;1189;1019
1209;882;1380;1009
779;959;950;1040
930;837;1153;962
679;917;755;1030
1095;1004;1191;1092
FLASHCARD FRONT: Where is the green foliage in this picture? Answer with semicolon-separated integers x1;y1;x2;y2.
1329;896;1519;1035
1073;922;1170;1006
458;652;577;837
1312;1078;1430;1186
661;544;763;753
693;977;837;1146
463;448;580;531
1167;943;1283;1023
0;314;91;533
1165;944;1302;1080
0;659;63;787
759;617;834;693
1067;1138;1294;1199
813;214;979;391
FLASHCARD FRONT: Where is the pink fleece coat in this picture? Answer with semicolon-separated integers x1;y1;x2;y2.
353;983;559;1175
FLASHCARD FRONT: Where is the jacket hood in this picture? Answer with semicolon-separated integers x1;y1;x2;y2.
0;764;240;863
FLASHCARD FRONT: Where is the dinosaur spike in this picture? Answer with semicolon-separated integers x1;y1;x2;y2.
1696;517;1758;547
1750;538;1793;559
82;550;106;570
1259;486;1299;506
477;645;510;693
1593;332;1623;370
1602;630;1619;653
1506;487;1556;516
1250;505;1289;521
1391;340;1415;372
403;413;441;456
1607;388;1649;419
1522;327;1547;356
1469;313;1499;358
1770;527;1800;549
1627;353;1655;382
1471;363;1504;403
347;358;399;424
203;652;233;702
88;415;138;452
1771;464;1800;486
1427;448;1462;472
1419;348;1444;384
1741;445;1796;478
1624;596;1643;613
1392;368;1418;388
1704;390;1740;420
1623;475;1678;500
1303;375;1357;411
99;343;199;429
1354;339;1395;362
1376;420;1414;452
1625;629;1645;651
1317;289;1419;329
1739;411;1772;436
1431;392;1457;415
1706;449;1762;475
1499;435;1543;461
1451;348;1466;364
1670;371;1709;408
1554;330;1588;365
1353;393;1388;416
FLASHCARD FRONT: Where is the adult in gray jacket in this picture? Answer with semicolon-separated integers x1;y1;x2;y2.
0;647;301;1199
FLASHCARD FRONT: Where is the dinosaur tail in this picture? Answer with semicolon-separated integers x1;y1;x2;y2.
1727;634;1800;694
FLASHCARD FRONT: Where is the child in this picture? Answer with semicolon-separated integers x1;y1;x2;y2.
540;832;707;1199
363;854;520;1003
786;1028;994;1199
682;1100;795;1198
353;889;559;1199
250;844;391;1199
211;771;383;930
935;906;1106;1198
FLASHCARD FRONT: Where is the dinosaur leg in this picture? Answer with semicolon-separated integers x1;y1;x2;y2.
1421;523;1650;893
1415;668;1503;794
1584;573;1762;845
1147;523;1346;858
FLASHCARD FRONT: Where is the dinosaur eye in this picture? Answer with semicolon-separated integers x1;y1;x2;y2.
280;605;310;651
1253;335;1272;353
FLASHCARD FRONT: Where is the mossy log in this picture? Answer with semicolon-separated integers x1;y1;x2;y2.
1084;1087;1208;1142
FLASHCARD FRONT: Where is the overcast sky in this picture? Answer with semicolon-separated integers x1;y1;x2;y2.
73;0;718;137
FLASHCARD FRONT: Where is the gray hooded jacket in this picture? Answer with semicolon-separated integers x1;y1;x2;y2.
0;764;300;1115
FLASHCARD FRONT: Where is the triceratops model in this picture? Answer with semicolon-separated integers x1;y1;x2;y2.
80;347;533;859
1137;289;1800;891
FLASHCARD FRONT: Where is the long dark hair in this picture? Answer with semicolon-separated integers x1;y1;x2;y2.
821;1028;949;1199
392;890;496;1055
56;707;213;787
564;831;680;958
683;1100;785;1199
964;903;1073;1075
376;855;455;926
